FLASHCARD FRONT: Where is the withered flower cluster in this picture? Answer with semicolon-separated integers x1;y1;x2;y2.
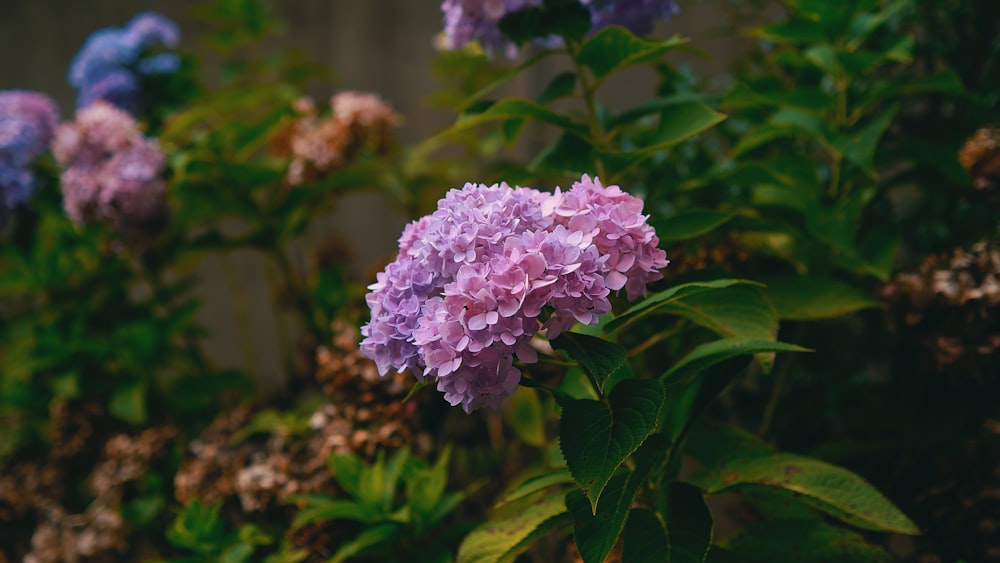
0;405;177;563
174;321;431;515
270;92;397;186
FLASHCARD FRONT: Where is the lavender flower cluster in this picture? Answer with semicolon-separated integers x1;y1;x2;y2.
68;11;181;114
0;91;59;225
53;102;168;234
361;175;668;412
440;0;680;57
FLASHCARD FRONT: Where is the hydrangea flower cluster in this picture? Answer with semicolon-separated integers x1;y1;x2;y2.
361;175;668;412
271;92;397;185
53;102;168;234
580;0;680;36
0;90;59;225
68;11;181;114
440;0;680;58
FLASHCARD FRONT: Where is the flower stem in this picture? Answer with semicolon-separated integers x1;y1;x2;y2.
566;40;608;179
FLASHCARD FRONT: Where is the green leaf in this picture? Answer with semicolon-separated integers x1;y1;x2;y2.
764;276;878;320
804;44;843;78
652;210;734;243
330;523;402;563
606;279;762;333
505;387;549;447
622;508;669;563
329;453;365;499
439;98;587;140
568;435;669;563
660;357;753;448
290;498;374;530
560;379;664;511
577;26;688;82
655;285;779;370
456;498;570;563
538;72;578;105
530;132;595;174
662;338;810;385
600;102;726;172
755;20;827;43
657;285;778;342
722;519;893;563
551;332;628;395
665;482;713;563
407;446;452;525
109;382;147;425
498;0;592;44
858;225;901;281
833;105;898;175
501;469;574;505
686;425;919;535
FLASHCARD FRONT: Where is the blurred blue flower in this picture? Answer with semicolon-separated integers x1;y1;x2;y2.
68;11;181;113
0;90;59;224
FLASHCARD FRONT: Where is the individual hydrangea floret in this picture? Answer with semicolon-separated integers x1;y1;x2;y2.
439;0;681;59
360;177;668;412
0;90;59;224
53;102;167;234
271;91;397;185
68;11;181;113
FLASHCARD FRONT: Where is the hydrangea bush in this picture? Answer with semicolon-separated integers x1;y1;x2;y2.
1;0;996;561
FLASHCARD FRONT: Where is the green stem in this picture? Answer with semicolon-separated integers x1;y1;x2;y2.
757;356;793;437
566;40;608;180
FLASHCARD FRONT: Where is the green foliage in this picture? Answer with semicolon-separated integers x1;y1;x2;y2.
288;447;466;562
5;0;992;560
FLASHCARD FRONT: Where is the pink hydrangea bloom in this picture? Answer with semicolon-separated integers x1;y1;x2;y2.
361;176;668;412
54;101;167;234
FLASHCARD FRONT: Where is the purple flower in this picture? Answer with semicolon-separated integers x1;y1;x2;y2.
54;102;167;234
439;0;680;59
440;0;545;58
0;90;59;222
580;0;680;36
361;176;667;412
68;11;181;113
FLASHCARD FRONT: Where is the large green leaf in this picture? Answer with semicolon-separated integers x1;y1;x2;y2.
722;519;893;562
662;338;809;385
656;285;779;370
538;71;578;105
600;102;726;173
560;379;664;511
606;279;761;334
551;332;628;395
764;276;878;320
656;286;778;342
652;210;735;243
568;435;669;563
438;99;588;140
685;424;919;535
622;508;668;563
665;482;714;563
501;469;574;505
577;26;688;81
456;498;570;563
